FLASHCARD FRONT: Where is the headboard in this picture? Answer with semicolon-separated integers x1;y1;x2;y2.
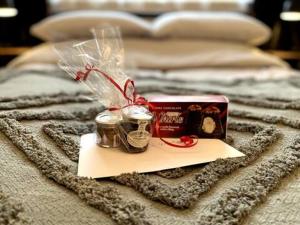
47;0;254;16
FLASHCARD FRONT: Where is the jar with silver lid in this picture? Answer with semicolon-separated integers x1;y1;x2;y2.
95;112;121;148
117;106;153;153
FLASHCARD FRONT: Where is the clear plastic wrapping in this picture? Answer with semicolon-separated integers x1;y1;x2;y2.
54;27;134;109
54;26;153;153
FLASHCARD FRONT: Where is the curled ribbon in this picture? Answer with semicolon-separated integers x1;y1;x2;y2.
76;64;198;148
154;113;198;148
76;64;136;104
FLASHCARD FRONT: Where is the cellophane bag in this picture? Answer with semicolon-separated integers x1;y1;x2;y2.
54;26;153;153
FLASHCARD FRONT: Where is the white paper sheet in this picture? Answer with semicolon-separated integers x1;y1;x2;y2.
78;133;245;178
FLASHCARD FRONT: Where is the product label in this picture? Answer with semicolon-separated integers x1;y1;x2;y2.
159;112;184;124
127;120;151;148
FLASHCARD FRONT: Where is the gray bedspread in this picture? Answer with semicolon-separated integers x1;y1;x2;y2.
0;67;299;225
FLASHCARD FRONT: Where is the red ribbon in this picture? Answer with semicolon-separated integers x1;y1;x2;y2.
76;64;198;148
76;64;136;104
154;113;198;148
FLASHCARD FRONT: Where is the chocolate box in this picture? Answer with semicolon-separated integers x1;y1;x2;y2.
148;95;229;139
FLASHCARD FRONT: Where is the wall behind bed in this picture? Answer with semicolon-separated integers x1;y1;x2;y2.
0;0;47;46
0;0;47;65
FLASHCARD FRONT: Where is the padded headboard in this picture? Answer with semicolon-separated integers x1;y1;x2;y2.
47;0;254;15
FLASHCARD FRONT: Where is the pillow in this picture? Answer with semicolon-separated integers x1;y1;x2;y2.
30;10;151;41
152;12;271;46
123;38;287;69
8;39;287;70
8;43;58;68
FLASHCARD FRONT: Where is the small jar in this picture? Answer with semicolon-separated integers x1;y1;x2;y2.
118;106;153;153
95;112;121;148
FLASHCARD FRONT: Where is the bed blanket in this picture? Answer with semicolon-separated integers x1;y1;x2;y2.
0;67;300;225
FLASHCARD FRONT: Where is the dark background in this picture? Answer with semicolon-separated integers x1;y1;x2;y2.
0;0;47;46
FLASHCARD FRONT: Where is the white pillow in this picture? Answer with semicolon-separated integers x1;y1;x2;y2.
30;10;151;41
8;39;287;69
152;12;271;46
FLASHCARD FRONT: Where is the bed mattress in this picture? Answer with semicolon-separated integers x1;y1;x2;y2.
0;65;299;225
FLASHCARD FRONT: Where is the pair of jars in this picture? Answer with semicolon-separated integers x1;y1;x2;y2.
95;106;153;153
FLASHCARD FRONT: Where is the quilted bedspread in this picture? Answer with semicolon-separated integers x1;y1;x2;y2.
0;67;300;225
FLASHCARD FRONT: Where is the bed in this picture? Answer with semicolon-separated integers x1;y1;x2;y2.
1;10;300;225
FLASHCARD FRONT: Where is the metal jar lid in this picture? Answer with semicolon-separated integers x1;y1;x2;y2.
95;113;121;128
122;106;153;123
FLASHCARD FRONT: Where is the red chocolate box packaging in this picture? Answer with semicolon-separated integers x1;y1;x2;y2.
148;95;229;139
